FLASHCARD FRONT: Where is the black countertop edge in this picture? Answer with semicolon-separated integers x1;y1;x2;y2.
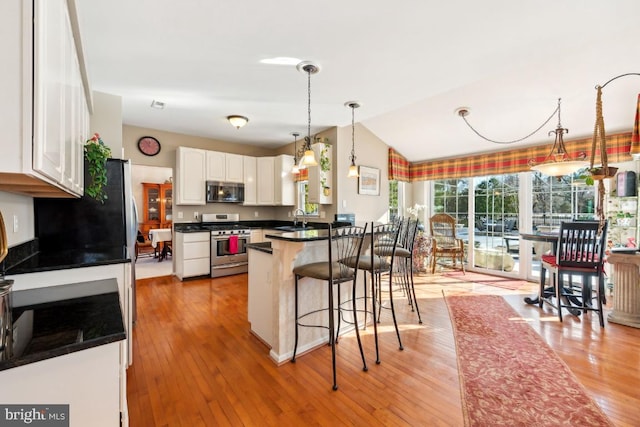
246;242;272;254
4;247;131;276
0;279;126;372
265;229;330;242
174;220;352;232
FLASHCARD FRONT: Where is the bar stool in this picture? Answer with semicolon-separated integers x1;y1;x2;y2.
290;224;368;391
392;217;422;324
341;221;404;363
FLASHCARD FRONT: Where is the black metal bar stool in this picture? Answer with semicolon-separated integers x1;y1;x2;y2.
290;224;368;391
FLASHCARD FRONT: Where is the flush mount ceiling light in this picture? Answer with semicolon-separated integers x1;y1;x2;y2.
291;132;301;174
345;101;361;178
297;61;320;167
227;115;249;129
529;98;587;176
150;100;165;109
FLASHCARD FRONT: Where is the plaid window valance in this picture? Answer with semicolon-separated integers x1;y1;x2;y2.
389;132;633;182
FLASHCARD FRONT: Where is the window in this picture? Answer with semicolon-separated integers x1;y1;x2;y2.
389;180;399;221
297;181;318;216
433;179;469;225
531;170;595;229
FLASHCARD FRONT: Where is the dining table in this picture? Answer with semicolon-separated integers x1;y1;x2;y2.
149;228;172;261
519;232;558;306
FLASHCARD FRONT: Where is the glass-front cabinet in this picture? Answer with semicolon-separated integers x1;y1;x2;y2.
141;182;173;234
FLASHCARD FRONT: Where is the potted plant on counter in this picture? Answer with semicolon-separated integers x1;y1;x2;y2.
84;133;111;203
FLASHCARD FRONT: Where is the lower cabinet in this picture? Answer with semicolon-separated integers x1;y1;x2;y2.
176;232;210;280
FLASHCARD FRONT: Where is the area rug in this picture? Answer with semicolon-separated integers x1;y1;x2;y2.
444;294;613;427
443;271;532;291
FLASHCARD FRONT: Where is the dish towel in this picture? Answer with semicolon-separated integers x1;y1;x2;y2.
228;235;238;254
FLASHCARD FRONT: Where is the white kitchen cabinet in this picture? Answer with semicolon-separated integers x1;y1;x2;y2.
308;143;332;205
243;155;257;205
257;156;275;205
274;154;295;206
0;0;91;197
176;146;206;205
206;151;244;183
248;247;273;347
175;231;211;280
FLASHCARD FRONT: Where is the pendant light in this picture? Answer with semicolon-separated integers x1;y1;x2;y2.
529;99;587;176
297;61;320;167
291;132;300;174
345;101;361;178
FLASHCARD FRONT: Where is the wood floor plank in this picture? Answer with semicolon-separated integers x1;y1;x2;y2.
127;272;640;426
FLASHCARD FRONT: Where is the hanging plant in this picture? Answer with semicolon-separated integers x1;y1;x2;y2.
84;133;111;203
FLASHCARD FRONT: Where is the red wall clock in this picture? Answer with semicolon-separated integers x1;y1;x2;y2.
137;136;161;156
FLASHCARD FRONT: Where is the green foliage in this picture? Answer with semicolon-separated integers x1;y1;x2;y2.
84;133;111;203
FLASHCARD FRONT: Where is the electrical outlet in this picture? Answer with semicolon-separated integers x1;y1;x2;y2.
287;211;291;218
178;211;184;219
342;200;347;208
254;211;259;218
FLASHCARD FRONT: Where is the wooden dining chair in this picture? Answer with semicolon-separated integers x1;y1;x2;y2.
540;220;608;327
429;213;465;274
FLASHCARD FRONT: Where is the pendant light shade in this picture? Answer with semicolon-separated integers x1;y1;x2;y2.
297;61;320;167
345;101;361;178
529;99;587;176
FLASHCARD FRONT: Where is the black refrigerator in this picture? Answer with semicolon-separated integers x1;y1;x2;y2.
34;158;138;321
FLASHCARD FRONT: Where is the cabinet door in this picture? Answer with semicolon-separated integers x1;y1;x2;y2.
161;183;173;223
206;151;225;181
33;0;66;184
176;147;206;205
243;156;257;205
143;184;161;223
226;153;244;183
274;154;295;206
257;157;275;205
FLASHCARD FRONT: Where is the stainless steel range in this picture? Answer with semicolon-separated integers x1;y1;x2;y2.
201;213;251;278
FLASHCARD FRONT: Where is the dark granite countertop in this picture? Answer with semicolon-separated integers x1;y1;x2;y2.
1;278;126;372
174;220;351;233
3;246;130;276
247;241;272;254
265;229;330;242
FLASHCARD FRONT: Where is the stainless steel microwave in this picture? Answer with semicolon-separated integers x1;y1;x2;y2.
206;181;245;203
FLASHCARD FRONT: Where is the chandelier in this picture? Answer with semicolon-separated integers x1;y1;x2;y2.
297;61;320;167
529;99;587;176
345;101;360;178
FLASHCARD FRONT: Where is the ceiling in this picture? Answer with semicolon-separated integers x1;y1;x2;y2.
75;0;640;163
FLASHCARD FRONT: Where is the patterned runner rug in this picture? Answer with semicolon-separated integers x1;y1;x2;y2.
444;294;613;426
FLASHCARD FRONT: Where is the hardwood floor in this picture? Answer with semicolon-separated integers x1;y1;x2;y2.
127;272;640;426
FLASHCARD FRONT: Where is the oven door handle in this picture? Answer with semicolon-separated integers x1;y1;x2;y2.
213;262;248;269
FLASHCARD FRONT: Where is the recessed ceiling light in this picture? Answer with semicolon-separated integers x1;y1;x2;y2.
260;57;302;66
150;100;165;109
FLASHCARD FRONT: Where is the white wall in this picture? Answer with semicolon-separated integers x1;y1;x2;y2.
90;91;123;158
0;192;34;247
336;123;390;225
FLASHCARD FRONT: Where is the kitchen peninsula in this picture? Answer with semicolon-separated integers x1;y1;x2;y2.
248;228;364;364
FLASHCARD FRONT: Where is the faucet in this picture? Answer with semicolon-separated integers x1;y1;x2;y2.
293;209;307;228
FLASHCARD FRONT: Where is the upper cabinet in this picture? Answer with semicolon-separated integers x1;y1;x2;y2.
243;156;257;205
206;151;243;183
308;143;332;204
274;154;295;206
176;147;206;205
0;0;91;197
